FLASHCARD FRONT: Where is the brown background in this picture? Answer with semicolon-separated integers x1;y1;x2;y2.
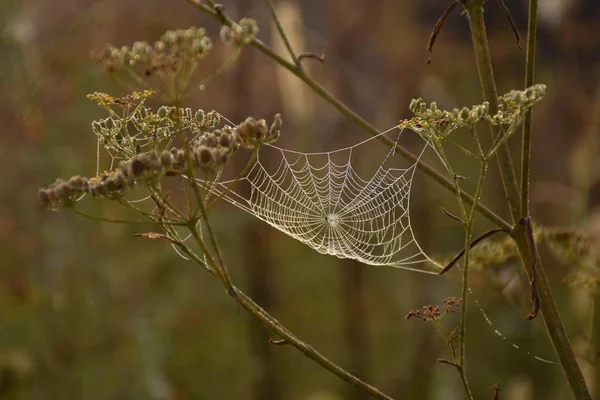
1;0;599;399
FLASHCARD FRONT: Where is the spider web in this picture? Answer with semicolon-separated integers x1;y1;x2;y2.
202;126;442;274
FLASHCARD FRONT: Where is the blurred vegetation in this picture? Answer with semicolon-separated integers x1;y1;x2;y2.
1;0;599;399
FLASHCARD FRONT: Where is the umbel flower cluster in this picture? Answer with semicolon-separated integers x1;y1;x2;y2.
91;18;260;80
219;18;259;46
38;111;282;210
92;27;213;76
401;84;547;140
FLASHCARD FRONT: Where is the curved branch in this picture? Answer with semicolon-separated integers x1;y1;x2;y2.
186;0;511;231
175;236;394;400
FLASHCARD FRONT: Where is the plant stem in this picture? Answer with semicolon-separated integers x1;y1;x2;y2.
594;291;600;397
435;140;487;400
463;0;520;221
179;225;394;400
520;0;538;216
265;0;300;65
186;0;511;231
464;1;591;398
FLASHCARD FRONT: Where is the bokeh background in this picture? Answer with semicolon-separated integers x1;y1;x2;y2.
1;0;599;399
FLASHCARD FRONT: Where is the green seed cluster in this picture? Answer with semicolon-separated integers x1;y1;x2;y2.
403;84;547;140
409;98;490;125
38;114;283;210
92;101;222;160
492;84;546;125
219;18;259;46
91;27;213;76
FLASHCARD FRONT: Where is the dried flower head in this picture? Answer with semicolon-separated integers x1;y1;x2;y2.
92;27;212;76
401;84;547;142
406;305;441;321
38;95;283;212
235;114;282;149
220;18;259;46
443;297;461;314
406;297;463;322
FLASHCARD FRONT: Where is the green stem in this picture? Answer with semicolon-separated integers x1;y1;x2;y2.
435;141;488;400
594;291;600;397
510;229;591;399
520;0;538;218
186;0;511;231
458;160;487;399
180;224;394;400
463;0;521;222
464;1;591;398
265;0;300;65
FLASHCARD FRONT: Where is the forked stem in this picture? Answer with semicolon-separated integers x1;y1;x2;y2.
186;0;512;231
463;1;591;397
178;222;394;400
434;140;489;399
265;0;300;66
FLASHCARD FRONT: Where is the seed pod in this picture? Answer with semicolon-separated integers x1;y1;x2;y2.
154;40;166;52
204;133;217;148
129;158;145;177
157;106;169;119
198;147;213;165
409;99;418;113
46;188;58;203
94;182;108;196
230;139;240;152
68;175;89;192
147;152;161;170
213;148;228;166
104;177;119;192
37;189;51;208
459;107;470;121
256;119;268;140
220;25;233;44
88;185;98;197
175;149;186;168
268;114;282;143
160;151;172;167
54;183;72;200
114;171;127;188
219;134;231;147
119;160;130;179
194;110;205;124
204;111;220;128
525;87;534;100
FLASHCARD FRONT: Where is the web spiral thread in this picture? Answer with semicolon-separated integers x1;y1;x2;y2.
197;127;441;274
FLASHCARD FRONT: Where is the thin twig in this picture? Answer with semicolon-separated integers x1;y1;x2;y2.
432;143;476;399
437;358;460;369
265;0;300;66
186;0;512;232
441;207;465;225
494;0;522;50
440;228;508;274
463;0;521;221
520;0;538;215
178;230;394;400
464;1;591;397
491;382;500;400
520;217;540;320
427;1;461;64
297;51;326;64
